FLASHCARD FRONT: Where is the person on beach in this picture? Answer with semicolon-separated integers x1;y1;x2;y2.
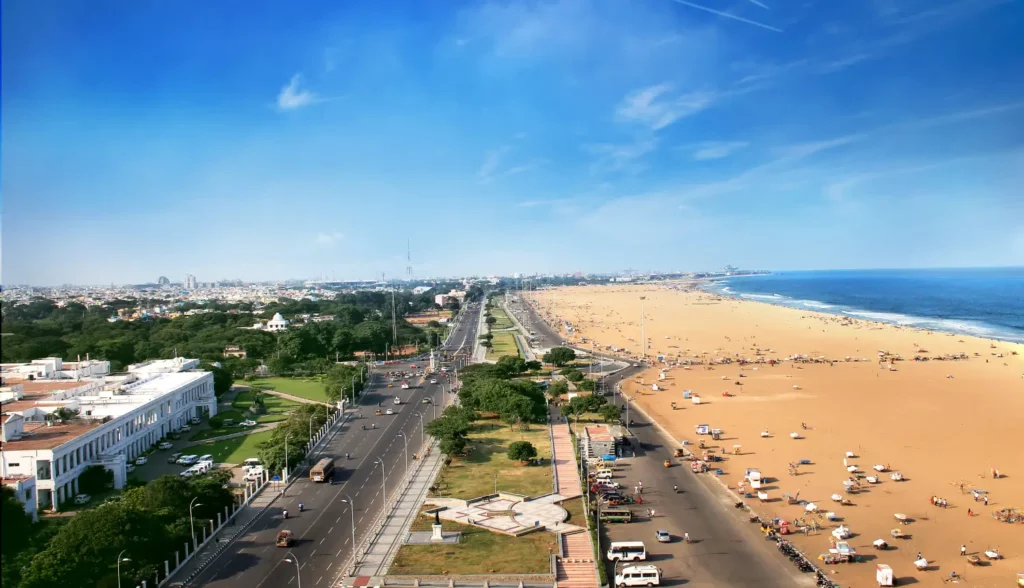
983;495;989;506
961;545;967;556
968;509;973;517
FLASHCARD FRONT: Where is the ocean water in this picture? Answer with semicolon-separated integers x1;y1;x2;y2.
705;268;1024;343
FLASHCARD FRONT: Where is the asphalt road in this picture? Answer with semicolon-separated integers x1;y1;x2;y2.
189;304;481;588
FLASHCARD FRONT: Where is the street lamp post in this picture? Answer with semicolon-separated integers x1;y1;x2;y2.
397;432;409;472
639;296;646;361
283;553;302;588
188;497;203;550
116;550;131;588
351;374;357;407
341;494;357;560
374;457;387;505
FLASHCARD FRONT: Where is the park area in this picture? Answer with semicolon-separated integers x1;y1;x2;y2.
488;306;515;330
191;429;276;466
247;376;330;403
435;418;552;500
485;331;519;360
388;510;556;576
189;388;303;441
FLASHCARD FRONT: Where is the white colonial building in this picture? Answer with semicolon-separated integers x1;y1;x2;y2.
0;357;216;512
265;312;289;331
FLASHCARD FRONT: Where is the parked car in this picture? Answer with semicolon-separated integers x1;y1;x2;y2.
655;530;672;543
241;419;257;427
198;454;214;463
135;456;148;465
158;441;173;450
74;494;91;504
177;454;198;465
190;417;201;424
126;464;136;473
168;452;183;464
180;424;192;432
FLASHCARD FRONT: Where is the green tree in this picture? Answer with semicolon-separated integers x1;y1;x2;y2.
577;378;597;392
525;360;542;372
507;441;538;462
598;404;621;423
480;340;492;349
323;364;365;404
485;316;497;325
439;435;467;456
542;347;576;366
1;486;33;557
561;368;584;382
202;362;234;396
494;355;527;378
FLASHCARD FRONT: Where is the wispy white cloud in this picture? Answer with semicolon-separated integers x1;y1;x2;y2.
772;134;867;160
314;232;344;246
747;0;770;9
668;0;783;32
818;53;872;73
477;146;544;183
690;141;750;161
616;84;716;131
276;74;323;111
585;138;659;174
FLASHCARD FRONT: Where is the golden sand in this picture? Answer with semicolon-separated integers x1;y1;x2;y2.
530;283;1024;587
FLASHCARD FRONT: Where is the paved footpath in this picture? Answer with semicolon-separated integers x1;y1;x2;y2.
549;422;599;588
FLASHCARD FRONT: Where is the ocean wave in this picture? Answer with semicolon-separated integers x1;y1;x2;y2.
722;287;733;294
797;300;833;309
740;293;788;301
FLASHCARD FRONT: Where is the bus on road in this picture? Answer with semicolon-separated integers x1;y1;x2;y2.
310;458;335;482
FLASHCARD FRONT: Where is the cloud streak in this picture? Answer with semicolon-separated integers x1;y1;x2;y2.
616;84;716;130
668;0;783;32
276;74;323;110
690;141;750;161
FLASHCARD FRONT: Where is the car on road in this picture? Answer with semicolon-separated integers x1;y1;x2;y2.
386;408;394;415
241;419;257;426
158;441;174;450
177;454;198;465
422;398;432;404
168;452;182;463
655;529;672;543
401;381;410;389
135;456;148;465
180;424;191;432
430;378;438;384
394;396;402;405
190;417;202;425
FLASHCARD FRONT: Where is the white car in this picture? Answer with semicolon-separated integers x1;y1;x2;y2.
180;424;192;432
394;396;402;405
386;408;394;415
198;454;214;463
241;419;257;427
135;456;148;465
430;379;438;384
177;454;198;465
157;441;173;450
655;529;672;543
74;494;91;504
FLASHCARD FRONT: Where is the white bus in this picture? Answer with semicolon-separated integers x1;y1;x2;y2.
607;541;647;562
614;564;663;587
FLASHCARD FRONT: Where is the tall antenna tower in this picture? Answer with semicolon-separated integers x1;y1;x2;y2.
391;287;398;345
406;238;413;280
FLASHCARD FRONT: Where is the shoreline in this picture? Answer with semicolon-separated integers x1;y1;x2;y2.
698;279;1024;345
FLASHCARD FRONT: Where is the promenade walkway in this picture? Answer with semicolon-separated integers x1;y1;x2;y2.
261;389;333;406
549;422;598;588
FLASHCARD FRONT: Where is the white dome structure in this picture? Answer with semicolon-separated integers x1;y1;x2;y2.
266;312;289;331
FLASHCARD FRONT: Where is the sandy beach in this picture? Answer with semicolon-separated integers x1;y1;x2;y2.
530;283;1024;587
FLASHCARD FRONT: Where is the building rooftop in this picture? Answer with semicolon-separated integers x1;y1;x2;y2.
2;420;106;451
583;424;614;442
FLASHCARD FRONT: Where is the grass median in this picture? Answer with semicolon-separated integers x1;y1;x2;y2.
485;331;519;360
435;418;553;499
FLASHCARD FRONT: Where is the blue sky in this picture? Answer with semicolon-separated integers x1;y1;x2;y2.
2;0;1023;285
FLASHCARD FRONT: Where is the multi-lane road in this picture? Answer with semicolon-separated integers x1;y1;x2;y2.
187;303;481;588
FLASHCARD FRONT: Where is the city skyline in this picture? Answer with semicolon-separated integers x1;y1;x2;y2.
3;0;1023;286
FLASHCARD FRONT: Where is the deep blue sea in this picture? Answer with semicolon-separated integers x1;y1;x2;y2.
704;268;1024;343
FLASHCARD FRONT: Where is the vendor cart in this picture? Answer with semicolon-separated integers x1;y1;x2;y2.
966;555;982;566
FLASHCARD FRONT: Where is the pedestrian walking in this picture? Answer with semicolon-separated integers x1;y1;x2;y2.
983;495;989;506
961;545;967;556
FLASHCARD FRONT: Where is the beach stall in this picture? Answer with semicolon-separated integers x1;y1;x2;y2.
876;564;895;586
695;424;710;435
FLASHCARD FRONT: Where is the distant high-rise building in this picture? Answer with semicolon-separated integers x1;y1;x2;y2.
184;274;197;289
157;276;170;286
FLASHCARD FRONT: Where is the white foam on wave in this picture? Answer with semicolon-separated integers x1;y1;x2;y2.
797;300;833;309
740;293;788;302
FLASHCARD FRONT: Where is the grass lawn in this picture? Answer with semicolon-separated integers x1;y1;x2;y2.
437;418;552;499
189;393;304;441
390;511;555;575
248;376;329;403
485;331;519;360
561;496;586;526
488;307;515;330
192;429;276;465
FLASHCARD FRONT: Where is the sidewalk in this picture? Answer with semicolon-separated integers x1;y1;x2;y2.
261;389;333;407
549;423;598;588
345;440;445;583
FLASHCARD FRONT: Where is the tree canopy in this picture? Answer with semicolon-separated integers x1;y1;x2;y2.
542;347;576;366
507;441;538;462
